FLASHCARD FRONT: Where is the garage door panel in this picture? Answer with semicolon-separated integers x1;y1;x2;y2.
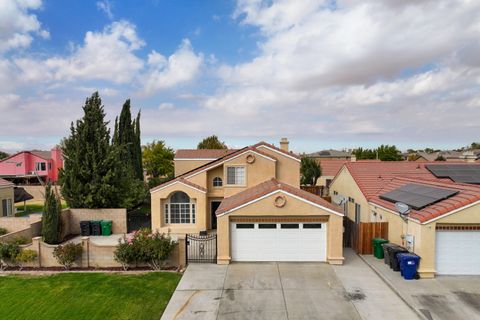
436;231;480;275
231;222;327;262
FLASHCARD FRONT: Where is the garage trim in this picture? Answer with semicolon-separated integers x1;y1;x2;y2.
230;215;329;223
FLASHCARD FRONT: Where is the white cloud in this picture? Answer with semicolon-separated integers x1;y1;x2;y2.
0;0;48;52
158;102;175;110
15;20;145;84
97;0;114;20
141;39;204;95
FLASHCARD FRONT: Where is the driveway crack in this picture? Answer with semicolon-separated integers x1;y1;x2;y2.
215;264;229;320
277;262;290;320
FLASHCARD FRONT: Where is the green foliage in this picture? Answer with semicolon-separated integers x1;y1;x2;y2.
0;242;20;270
53;242;83;270
197;135;227;149
0;227;7;236
435;154;446;161
9;236;29;245
15;249;37;270
59;92;145;209
470;142;480;150
300;157;322;186
42;183;62;244
0;151;9;160
114;229;177;270
353;145;403;161
142;140;174;181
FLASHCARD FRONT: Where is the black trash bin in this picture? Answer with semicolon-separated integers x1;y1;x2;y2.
383;243;402;265
80;221;91;236
388;246;409;271
91;220;102;236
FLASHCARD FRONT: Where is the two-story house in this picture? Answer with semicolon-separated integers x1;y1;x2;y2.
150;140;344;265
0;147;63;183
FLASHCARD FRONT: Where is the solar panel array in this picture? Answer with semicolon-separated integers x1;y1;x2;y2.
426;164;480;184
379;183;459;210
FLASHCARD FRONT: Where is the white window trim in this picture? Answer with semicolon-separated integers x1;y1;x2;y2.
2;198;12;216
164;201;196;225
225;165;247;187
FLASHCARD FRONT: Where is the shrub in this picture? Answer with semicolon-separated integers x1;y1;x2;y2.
0;242;20;271
42;183;62;244
114;229;177;270
8;236;29;245
15;249;37;270
0;227;8;236
53;242;82;270
114;235;136;271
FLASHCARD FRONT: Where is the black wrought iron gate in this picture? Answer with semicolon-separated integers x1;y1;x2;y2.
186;233;217;263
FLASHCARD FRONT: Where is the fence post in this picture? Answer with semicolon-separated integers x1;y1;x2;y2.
32;236;42;268
81;236;90;268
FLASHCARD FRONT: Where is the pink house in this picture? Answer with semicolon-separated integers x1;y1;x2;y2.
0;147;63;183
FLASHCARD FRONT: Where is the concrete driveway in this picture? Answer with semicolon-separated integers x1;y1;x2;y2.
162;257;408;320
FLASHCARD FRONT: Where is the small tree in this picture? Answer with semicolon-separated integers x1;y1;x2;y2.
0;151;9;160
435;154;446;161
0;242;20;270
300;157;322;186
42;183;62;244
197;135;227;149
53;242;83;270
142;140;174;185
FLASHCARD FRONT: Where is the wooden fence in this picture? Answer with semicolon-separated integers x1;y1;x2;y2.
344;218;388;254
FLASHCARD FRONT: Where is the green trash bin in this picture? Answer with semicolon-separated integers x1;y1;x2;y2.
372;238;389;259
100;220;113;236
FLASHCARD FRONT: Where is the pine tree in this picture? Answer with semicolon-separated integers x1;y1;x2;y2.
133;111;144;180
59;92;136;209
42;183;62;244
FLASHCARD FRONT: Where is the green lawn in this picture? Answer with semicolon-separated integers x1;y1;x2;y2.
15;201;68;217
0;272;181;320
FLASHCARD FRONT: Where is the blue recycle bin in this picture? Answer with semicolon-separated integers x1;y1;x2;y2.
397;253;420;280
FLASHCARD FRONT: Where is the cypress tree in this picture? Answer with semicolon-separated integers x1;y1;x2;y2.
59;92;133;208
42;183;62;244
133;111;143;180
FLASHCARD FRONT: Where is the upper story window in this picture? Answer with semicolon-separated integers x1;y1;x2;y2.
213;177;223;187
35;162;46;171
226;166;245;185
164;191;196;224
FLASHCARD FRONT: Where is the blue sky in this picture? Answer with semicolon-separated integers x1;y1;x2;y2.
1;0;479;153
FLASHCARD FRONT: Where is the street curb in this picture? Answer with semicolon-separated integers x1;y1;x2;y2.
358;254;427;320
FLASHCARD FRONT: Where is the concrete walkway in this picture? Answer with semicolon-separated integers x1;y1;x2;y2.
333;249;419;320
362;254;480;320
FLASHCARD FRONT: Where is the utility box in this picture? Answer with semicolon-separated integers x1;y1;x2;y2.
405;234;414;252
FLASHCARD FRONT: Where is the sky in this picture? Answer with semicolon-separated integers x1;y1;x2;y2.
1;0;480;154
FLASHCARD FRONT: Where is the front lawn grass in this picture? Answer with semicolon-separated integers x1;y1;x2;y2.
0;272;181;320
15;200;68;217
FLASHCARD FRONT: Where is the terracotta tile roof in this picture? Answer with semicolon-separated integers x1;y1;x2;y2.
0;178;13;187
320;160;347;176
342;161;450;199
151;178;207;193
370;177;480;223
253;141;301;159
216;178;342;215
175;149;238;159
150;141;287;192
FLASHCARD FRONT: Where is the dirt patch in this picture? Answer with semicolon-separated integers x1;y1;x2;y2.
225;289;235;301
414;294;457;319
453;291;480;312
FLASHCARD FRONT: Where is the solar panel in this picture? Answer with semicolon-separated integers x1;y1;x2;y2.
426;164;480;184
379;183;459;210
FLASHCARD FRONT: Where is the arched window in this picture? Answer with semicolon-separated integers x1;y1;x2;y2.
213;177;223;187
164;191;195;224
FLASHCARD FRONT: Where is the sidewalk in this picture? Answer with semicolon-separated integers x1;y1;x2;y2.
332;249;419;320
361;254;480;320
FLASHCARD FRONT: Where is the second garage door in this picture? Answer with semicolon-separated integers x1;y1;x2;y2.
231;222;327;262
436;230;480;275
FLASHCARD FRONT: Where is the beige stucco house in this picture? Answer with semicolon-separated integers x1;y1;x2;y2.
151;140;344;265
0;178;14;217
330;161;480;277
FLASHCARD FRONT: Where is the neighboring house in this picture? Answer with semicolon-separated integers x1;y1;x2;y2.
330;162;480;277
306;149;352;160
151;140;345;265
0;178;14;217
174;149;237;177
412;150;479;162
0;147;63;183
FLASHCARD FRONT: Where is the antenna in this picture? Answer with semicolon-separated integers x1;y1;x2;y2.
332;194;346;206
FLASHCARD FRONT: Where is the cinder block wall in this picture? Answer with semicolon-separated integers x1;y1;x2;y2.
67;208;127;234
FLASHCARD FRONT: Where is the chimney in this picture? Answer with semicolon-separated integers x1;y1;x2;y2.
350;154;357;162
280;138;289;152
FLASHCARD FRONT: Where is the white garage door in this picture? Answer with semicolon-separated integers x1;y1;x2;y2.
436;231;480;275
231;222;327;262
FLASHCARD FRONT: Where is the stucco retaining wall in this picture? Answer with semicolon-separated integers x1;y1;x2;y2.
0;215;41;233
66;208;127;235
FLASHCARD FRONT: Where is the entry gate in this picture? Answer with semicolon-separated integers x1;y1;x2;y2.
186;233;217;263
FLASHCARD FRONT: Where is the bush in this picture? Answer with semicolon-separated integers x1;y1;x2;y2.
0;242;20;271
42;183;62;244
53;242;82;270
15;249;37;270
114;229;176;270
8;236;29;245
0;227;8;236
114;235;136;271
